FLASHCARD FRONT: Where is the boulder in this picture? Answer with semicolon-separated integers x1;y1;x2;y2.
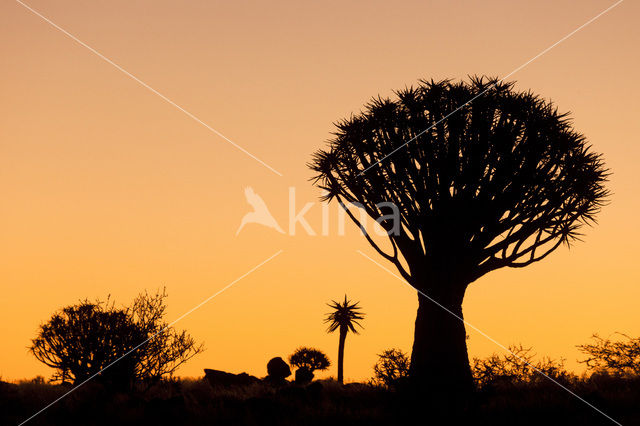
265;357;291;385
203;369;260;388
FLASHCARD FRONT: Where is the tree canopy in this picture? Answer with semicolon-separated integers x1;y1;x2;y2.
311;77;608;288
289;347;331;372
30;289;203;388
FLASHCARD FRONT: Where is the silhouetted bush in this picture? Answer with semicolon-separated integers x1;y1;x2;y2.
266;357;291;385
30;288;203;390
289;347;330;384
371;348;410;388
578;333;640;376
30;300;144;388
472;344;570;387
130;289;204;385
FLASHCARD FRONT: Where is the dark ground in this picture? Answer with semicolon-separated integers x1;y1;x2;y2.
2;376;639;426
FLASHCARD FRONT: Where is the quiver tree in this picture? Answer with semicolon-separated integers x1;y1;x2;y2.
30;300;146;388
289;347;331;384
325;296;365;384
310;77;608;395
30;289;203;389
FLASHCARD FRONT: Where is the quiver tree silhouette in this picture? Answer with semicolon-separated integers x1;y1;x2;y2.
30;289;203;389
30;300;145;388
288;347;331;384
324;296;364;384
311;77;608;395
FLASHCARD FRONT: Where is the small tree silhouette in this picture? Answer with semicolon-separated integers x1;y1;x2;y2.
472;345;569;387
289;347;330;384
30;300;145;388
311;76;608;394
324;296;364;384
372;348;410;388
130;289;204;384
578;333;640;376
30;289;203;389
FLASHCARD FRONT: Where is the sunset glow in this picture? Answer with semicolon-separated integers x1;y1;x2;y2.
1;0;638;386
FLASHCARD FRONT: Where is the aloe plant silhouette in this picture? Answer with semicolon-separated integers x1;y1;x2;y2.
325;296;365;384
311;76;608;396
289;347;330;384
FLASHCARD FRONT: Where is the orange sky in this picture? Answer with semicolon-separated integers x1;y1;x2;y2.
1;0;639;383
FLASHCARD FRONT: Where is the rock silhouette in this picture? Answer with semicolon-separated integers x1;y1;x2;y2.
203;369;260;388
265;357;291;385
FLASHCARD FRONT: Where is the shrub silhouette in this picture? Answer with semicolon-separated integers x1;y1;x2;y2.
578;333;640;376
371;349;410;388
324;296;365;384
30;289;203;389
288;347;330;384
311;76;608;394
472;344;569;387
30;300;144;388
130;289;204;385
266;357;291;385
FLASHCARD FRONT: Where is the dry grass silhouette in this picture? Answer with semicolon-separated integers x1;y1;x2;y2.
2;371;640;426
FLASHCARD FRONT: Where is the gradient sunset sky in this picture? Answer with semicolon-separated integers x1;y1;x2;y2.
1;0;639;382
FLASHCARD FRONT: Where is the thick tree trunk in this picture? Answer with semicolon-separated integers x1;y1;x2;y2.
409;279;473;398
337;328;347;384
